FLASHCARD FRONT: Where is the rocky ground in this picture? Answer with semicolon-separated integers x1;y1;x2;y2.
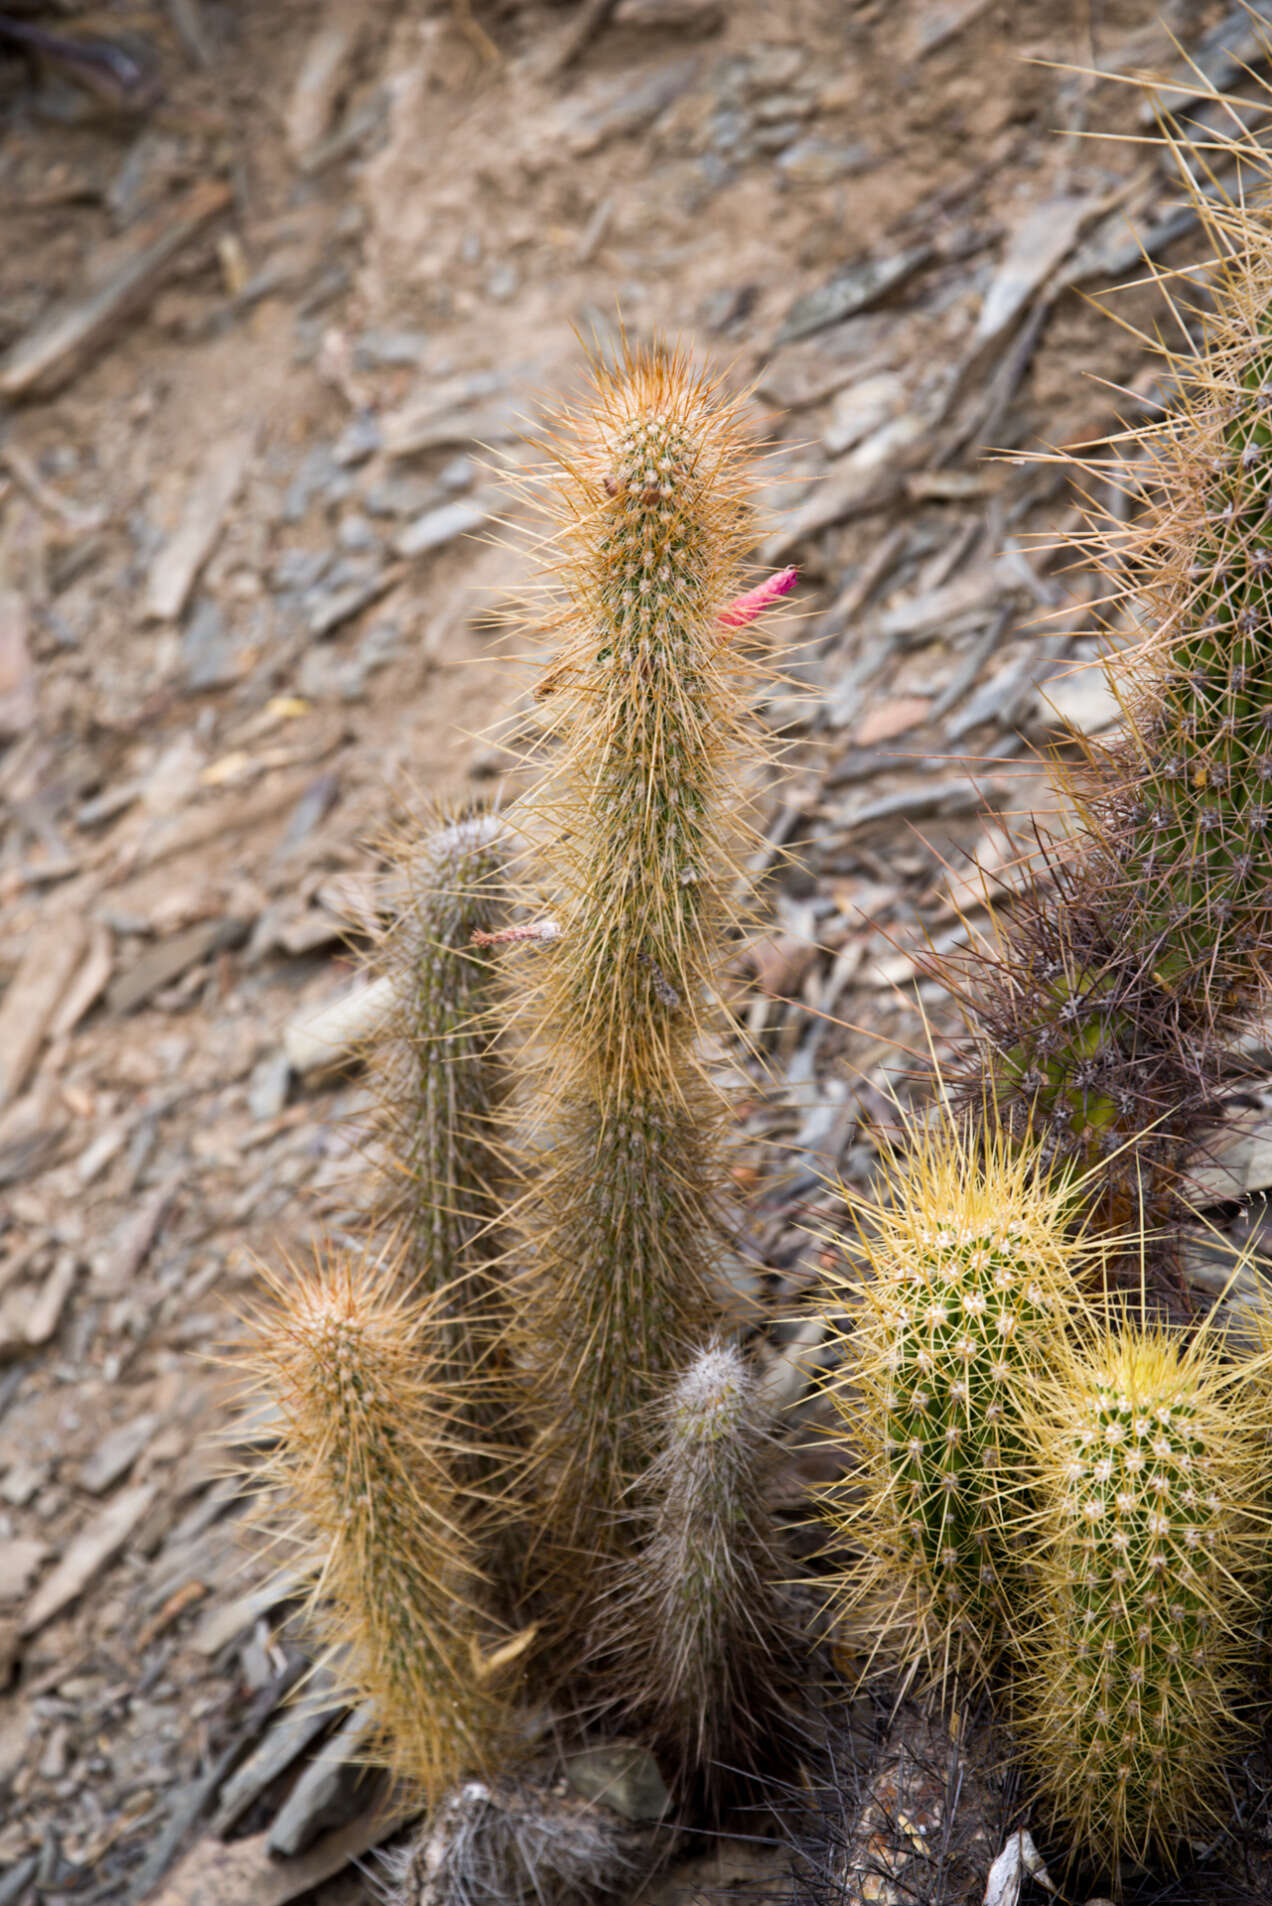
3;0;1272;1901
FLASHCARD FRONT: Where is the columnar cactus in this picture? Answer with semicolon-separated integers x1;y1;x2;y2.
822;1118;1085;1688
511;346;765;1574
243;1251;513;1797
371;810;508;1326
944;187;1272;1230
598;1341;809;1811
1015;1322;1269;1867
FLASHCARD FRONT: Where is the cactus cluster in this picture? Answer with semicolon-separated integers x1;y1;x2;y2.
828;126;1272;1892
236;99;1272;1906
241;341;815;1888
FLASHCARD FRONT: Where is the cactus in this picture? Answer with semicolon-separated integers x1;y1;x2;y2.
370;809;508;1325
241;1249;516;1798
940;173;1272;1232
597;1341;811;1812
822;1115;1086;1690
509;345;766;1576
1015;1320;1269;1869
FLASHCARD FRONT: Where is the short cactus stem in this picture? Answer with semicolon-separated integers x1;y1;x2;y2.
822;1115;1085;1689
512;345;769;1571
242;1252;513;1797
599;1341;810;1809
1015;1323;1270;1869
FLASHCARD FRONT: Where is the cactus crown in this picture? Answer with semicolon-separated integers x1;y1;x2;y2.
1016;1321;1270;1869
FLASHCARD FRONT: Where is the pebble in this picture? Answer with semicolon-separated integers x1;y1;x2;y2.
393;498;489;561
352;328;429;370
331;413;382;468
564;1743;670;1823
267;1703;377;1858
777;136;872;185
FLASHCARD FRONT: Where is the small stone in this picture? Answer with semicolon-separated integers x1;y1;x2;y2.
267;1703;377;1858
352;328;429;370
248;1051;292;1123
486;264;518;303
393;498;489;561
0;1538;47;1602
778;135;871;185
336;513;379;553
332;413;382;468
78;1413;160;1495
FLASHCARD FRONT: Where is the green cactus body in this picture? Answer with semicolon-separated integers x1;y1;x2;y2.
1018;1325;1268;1868
514;349;761;1568
373;812;508;1328
825;1121;1082;1685
601;1341;808;1809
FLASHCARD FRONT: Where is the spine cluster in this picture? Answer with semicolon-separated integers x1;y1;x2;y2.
1016;1325;1268;1867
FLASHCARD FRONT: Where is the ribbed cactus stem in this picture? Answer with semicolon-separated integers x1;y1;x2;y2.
823;1117;1084;1688
515;347;762;1563
1017;1324;1268;1868
372;811;507;1323
244;1253;509;1796
949;186;1272;1228
601;1341;807;1807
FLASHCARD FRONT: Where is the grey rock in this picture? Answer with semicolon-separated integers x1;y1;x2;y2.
352;328;429;370
777;242;934;344
78;1413;159;1495
272;548;330;592
332;412;382;468
337;512;379;553
267;1703;377;1858
306;563;396;640
212;1686;340;1837
564;1742;670;1823
248;1051;292;1123
777;136;872;186
181;599;237;692
393;497;489;561
561;56;700;155
361;474;436;518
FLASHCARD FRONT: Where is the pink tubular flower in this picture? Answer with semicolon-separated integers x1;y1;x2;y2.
718;565;798;631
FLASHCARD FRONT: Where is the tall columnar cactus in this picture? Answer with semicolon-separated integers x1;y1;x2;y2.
371;810;508;1326
1015;1322;1269;1869
598;1342;810;1811
822;1117;1085;1689
511;346;764;1574
242;1251;515;1797
942;182;1272;1230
